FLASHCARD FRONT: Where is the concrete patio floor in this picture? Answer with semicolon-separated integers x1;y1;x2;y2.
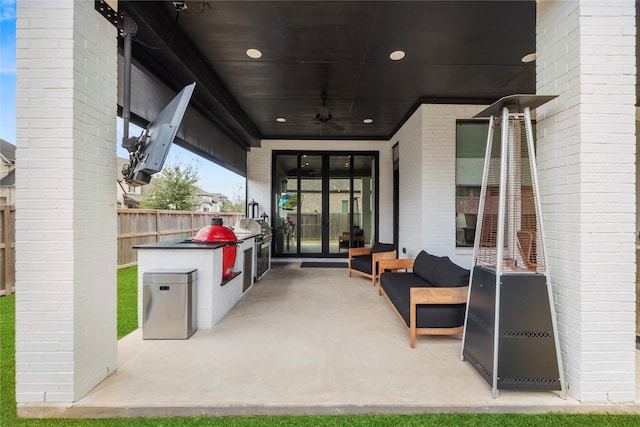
19;263;640;418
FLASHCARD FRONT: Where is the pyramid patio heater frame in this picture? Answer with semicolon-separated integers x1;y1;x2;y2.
460;95;566;399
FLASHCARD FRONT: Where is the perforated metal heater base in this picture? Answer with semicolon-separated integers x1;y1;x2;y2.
463;266;562;393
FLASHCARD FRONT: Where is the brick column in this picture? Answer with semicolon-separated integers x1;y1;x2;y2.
15;0;118;405
536;1;636;402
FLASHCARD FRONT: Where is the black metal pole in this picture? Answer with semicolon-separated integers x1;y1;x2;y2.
122;14;137;146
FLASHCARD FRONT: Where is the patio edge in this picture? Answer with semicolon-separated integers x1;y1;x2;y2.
17;402;640;418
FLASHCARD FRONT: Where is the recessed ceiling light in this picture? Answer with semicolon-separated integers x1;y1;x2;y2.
389;50;405;61
363;118;373;124
276;117;286;123
521;52;536;63
246;48;262;59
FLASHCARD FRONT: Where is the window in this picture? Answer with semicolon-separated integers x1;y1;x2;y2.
455;120;535;247
456;121;488;247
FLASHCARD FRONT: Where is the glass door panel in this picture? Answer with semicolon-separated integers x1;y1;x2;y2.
353;155;375;248
300;155;323;254
329;155;351;254
272;151;378;257
273;154;298;256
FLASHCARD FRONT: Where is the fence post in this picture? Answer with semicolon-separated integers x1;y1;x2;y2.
1;205;14;296
155;211;160;242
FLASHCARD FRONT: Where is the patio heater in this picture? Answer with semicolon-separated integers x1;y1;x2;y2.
460;95;566;399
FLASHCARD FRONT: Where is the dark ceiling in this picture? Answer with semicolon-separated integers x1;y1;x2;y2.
120;1;537;148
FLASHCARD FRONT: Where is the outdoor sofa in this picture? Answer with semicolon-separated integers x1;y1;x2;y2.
378;250;470;348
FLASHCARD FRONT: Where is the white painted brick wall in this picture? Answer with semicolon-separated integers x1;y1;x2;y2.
248;140;394;242
15;0;117;404
421;104;484;267
537;0;636;402
393;109;423;259
391;104;482;266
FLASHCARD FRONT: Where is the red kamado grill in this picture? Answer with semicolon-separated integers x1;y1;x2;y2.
193;217;237;279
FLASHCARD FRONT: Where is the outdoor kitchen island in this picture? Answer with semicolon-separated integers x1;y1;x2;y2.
135;233;259;331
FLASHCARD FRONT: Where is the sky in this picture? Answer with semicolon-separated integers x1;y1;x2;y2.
0;0;245;198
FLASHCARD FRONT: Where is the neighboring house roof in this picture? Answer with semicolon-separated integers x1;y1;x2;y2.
195;188;228;204
0;169;15;186
122;194;141;207
0;139;16;165
211;192;228;201
1;140;16;191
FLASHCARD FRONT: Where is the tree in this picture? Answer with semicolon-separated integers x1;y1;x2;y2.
140;161;199;210
220;183;246;213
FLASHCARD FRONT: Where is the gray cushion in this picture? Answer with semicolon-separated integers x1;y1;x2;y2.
371;242;396;254
412;250;441;284
431;256;470;287
380;273;465;328
380;271;427;289
351;255;372;275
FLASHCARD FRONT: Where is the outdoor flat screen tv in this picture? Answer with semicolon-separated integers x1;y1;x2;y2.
122;82;196;186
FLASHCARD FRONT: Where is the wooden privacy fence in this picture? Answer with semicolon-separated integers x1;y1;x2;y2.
117;210;243;268
0;207;243;295
0;205;15;296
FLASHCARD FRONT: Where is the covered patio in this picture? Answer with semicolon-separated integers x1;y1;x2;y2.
13;0;638;414
19;264;639;418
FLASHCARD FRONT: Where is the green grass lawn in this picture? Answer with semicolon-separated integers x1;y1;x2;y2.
0;266;638;426
117;266;139;339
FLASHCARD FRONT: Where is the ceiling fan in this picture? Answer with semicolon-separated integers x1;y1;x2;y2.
315;91;344;131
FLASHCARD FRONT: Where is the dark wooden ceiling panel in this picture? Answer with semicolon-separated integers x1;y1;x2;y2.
364;2;536;64
212;62;362;100
121;1;540;145
178;1;376;63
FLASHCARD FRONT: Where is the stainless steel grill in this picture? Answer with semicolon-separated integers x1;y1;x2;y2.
233;218;272;242
233;218;272;279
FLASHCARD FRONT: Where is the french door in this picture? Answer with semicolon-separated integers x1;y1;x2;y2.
272;151;377;257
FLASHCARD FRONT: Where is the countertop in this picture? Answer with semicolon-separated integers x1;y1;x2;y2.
134;233;259;250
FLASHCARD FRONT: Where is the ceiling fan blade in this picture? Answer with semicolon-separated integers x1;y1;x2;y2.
325;121;344;131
